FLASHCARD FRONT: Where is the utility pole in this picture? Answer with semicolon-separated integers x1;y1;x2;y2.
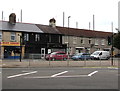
21;9;22;22
2;11;3;21
111;22;114;66
93;14;95;30
63;12;65;27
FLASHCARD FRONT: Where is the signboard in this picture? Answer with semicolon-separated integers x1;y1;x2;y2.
0;42;20;46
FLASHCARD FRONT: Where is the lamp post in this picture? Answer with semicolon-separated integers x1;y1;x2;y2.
68;16;71;56
111;22;114;66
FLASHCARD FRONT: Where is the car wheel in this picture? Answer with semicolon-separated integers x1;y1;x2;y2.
52;58;55;61
63;58;67;61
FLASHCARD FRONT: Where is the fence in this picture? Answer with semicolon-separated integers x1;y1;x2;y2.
1;53;119;67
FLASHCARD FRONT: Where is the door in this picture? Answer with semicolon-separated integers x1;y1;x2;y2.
41;48;45;59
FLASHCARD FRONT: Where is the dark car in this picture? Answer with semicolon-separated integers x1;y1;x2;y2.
71;53;91;60
114;54;120;58
45;51;68;61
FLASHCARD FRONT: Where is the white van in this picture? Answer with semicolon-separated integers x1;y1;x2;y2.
91;51;110;60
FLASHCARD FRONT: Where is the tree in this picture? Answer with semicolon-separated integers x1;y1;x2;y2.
113;32;120;50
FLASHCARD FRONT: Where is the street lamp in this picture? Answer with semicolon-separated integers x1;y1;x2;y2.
68;16;71;56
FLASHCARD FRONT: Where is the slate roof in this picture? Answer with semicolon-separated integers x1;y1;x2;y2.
56;26;112;38
36;24;61;34
0;21;43;33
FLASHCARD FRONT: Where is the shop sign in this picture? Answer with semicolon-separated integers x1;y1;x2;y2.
0;42;20;46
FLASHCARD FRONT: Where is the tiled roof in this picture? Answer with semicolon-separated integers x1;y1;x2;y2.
56;26;112;38
36;24;61;34
0;21;43;33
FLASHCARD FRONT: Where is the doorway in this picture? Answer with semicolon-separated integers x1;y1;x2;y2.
41;48;45;59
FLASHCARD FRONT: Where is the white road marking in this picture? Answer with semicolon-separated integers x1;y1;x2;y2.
51;71;68;77
88;71;98;76
7;71;37;79
25;76;51;79
25;75;88;79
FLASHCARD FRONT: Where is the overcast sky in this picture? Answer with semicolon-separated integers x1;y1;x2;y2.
0;0;119;32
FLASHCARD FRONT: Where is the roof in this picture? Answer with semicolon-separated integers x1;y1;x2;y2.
36;24;61;34
0;21;43;33
56;26;112;38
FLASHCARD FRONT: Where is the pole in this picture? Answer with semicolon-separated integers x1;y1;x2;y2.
76;22;78;28
111;22;114;66
93;14;95;30
63;12;65;27
89;22;91;30
2;11;3;21
20;36;22;62
21;9;22;22
67;16;71;66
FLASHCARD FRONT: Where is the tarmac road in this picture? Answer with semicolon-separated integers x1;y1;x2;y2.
2;67;119;90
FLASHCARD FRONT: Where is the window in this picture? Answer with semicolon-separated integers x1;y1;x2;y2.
95;39;99;45
101;39;105;45
24;33;29;41
81;38;84;44
0;31;2;41
11;32;16;41
73;37;77;44
89;38;92;44
35;34;40;41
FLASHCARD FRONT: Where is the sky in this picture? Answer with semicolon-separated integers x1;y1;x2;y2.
0;0;119;32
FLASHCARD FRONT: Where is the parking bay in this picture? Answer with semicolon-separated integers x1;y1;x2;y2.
2;67;118;89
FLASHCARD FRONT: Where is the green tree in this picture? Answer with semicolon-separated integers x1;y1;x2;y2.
113;32;120;50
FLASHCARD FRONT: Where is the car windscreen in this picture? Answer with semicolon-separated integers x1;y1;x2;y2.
92;52;100;55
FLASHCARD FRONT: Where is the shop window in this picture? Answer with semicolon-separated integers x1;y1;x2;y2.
11;32;16;41
0;31;2;41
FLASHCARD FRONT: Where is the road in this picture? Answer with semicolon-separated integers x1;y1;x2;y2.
1;67;119;90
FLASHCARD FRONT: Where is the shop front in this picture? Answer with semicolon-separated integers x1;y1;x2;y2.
0;42;24;59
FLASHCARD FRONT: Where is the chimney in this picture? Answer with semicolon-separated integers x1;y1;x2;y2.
49;18;56;27
9;13;16;25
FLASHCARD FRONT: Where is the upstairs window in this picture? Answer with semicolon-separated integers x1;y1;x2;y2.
101;39;105;45
73;37;77;44
0;31;2;41
35;34;40;41
11;32;16;41
81;38;84;44
95;39;99;45
24;33;29;41
88;38;92;44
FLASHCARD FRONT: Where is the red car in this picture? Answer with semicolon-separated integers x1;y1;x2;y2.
45;51;68;61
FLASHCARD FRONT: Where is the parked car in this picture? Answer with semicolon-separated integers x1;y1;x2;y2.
114;54;120;58
45;51;68;61
90;51;110;60
71;53;91;60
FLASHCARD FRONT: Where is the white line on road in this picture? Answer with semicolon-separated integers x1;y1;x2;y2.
88;71;98;76
7;71;37;79
51;71;68;77
25;75;88;79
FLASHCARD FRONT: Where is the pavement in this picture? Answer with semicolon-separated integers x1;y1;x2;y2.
0;58;119;68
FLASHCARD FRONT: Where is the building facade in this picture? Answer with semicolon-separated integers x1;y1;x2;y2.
0;14;115;59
